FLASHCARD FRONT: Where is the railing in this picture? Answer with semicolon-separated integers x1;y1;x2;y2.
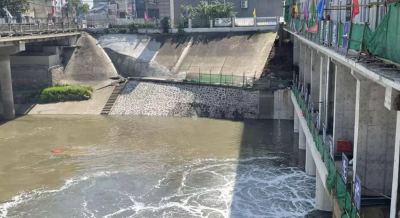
287;19;370;60
0;22;80;36
293;83;361;218
184;73;255;88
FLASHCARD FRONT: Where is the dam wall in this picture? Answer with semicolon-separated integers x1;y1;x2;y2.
110;80;293;119
96;32;276;79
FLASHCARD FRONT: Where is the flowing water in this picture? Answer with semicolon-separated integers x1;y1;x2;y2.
0;115;318;218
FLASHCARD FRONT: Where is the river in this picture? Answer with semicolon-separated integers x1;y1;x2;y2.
0;115;319;218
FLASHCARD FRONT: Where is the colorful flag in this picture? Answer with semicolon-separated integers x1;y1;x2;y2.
295;3;299;18
253;8;256;18
304;1;309;20
144;11;149;21
317;0;325;20
309;0;316;20
291;5;295;17
306;22;318;33
352;0;360;19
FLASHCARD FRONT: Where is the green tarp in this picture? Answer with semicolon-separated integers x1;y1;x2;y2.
366;3;400;63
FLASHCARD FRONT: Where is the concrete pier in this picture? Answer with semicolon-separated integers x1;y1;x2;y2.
299;120;306;150
353;72;396;196
305;138;316;176
294;112;299;133
316;170;333;211
0;55;15;120
332;62;356;154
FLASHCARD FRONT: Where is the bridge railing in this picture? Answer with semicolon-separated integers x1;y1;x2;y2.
0;22;80;37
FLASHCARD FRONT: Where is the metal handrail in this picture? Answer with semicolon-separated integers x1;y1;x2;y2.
0;22;81;36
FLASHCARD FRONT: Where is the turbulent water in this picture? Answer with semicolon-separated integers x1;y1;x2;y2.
0;116;316;218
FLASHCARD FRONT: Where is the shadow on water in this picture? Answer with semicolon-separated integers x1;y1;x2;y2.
229;119;331;217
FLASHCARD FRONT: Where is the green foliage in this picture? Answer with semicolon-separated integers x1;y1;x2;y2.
38;84;93;103
0;0;28;17
80;3;90;15
180;4;196;20
128;23;138;33
160;17;170;33
195;0;237;26
118;28;127;33
176;23;185;36
71;0;82;8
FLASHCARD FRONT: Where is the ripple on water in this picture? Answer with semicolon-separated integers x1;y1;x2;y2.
1;157;315;218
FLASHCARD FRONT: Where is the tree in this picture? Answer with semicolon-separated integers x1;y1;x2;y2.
180;4;196;20
80;3;90;15
70;0;82;9
0;0;28;17
195;0;237;26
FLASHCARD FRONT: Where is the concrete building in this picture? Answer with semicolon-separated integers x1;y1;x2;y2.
285;1;400;216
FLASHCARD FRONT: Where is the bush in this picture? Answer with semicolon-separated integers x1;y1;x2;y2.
177;22;185;36
160;17;170;33
38;84;93;103
128;23;138;33
118;28;127;33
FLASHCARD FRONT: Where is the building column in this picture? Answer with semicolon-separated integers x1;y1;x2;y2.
310;48;320;105
319;54;328;127
390;111;400;218
333;62;356;154
293;37;300;67
352;71;396;197
299;43;306;83
316;169;333;211
294;111;299;133
0;55;15;120
304;46;311;89
299;121;306;150
305;138;316;176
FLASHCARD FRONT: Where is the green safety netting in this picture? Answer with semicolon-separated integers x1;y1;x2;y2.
287;3;400;65
366;3;400;64
349;23;373;51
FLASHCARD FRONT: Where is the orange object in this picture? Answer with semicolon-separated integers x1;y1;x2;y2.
52;149;63;153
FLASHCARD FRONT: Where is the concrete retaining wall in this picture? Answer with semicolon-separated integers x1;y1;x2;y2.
110;80;293;120
110;81;259;119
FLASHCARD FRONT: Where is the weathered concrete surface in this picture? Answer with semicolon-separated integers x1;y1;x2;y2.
97;32;276;79
27;32;118;115
98;34;188;78
111;81;260;119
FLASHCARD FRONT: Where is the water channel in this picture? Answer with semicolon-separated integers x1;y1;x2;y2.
0;115;320;217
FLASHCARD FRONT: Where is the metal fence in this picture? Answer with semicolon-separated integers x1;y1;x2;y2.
184;73;255;88
0;22;80;36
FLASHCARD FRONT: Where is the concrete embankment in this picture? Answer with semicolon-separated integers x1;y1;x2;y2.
96;32;276;79
110;80;293;119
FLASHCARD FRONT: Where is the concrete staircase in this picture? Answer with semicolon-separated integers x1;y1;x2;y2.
101;82;126;115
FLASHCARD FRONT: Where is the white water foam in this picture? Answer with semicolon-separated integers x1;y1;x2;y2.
0;171;117;218
1;157;316;218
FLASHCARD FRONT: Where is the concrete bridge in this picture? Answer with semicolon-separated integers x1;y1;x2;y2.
285;25;400;217
0;31;81;120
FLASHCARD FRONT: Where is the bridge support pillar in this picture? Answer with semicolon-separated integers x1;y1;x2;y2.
299;120;306;150
294;111;299;133
305;138;316;176
316;169;333;211
0;43;25;120
0;55;15;120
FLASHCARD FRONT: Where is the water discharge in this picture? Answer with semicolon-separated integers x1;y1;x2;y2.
0;116;317;217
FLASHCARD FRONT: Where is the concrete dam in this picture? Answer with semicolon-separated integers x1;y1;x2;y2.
90;32;293;119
